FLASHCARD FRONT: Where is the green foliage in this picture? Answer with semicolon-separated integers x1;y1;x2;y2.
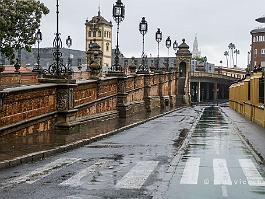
0;0;49;61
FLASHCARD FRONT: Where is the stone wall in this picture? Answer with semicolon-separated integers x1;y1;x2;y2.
0;73;38;88
0;72;178;136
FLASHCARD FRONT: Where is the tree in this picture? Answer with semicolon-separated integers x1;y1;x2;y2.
228;43;236;67
234;49;240;67
224;51;229;67
0;0;49;61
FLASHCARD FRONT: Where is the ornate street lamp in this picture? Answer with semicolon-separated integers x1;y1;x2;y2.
66;35;73;72
155;28;162;71
112;0;125;72
33;29;42;73
138;17;148;73
45;0;69;79
165;36;171;71
173;40;178;51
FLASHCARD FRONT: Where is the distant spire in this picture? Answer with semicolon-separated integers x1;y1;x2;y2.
98;0;101;16
192;34;201;58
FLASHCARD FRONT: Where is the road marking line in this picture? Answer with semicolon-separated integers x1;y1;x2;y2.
180;158;200;184
115;161;159;189
239;159;265;186
221;185;228;197
1;158;80;188
213;159;232;185
60;160;107;187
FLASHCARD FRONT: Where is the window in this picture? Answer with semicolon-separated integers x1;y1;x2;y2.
88;31;91;37
106;43;109;51
255;49;258;55
98;31;102;37
93;31;96;37
104;31;107;37
261;49;265;54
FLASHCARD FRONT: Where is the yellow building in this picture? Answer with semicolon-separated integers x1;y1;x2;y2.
85;11;112;67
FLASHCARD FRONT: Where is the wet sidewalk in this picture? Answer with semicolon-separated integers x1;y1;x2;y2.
221;106;265;162
0;107;175;163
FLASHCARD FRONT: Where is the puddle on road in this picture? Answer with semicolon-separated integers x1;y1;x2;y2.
0;107;173;162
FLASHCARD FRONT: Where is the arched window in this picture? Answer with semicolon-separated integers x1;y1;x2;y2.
93;31;96;37
106;43;109;51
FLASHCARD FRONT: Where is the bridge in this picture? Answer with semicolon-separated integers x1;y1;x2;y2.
0;37;264;199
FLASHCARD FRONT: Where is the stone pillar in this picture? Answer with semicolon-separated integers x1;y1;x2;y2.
198;81;201;103
158;72;165;109
168;72;173;107
144;74;151;112
213;83;218;101
206;83;210;101
117;77;128;118
54;83;79;134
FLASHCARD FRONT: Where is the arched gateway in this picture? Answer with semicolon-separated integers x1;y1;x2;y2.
176;39;192;105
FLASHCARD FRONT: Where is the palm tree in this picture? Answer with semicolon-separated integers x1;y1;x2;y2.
234;49;240;67
228;43;236;67
224;51;229;67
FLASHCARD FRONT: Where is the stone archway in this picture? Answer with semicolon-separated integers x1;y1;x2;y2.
179;62;186;78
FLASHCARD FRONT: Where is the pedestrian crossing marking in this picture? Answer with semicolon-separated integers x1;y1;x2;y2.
1;158;80;188
213;159;232;185
239;159;265;187
60;160;107;187
115;161;159;189
180;158;200;184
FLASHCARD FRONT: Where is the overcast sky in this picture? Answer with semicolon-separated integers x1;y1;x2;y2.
39;0;265;68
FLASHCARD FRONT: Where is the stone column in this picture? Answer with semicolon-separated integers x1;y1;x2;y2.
158;72;165;109
168;72;173;107
198;81;201;103
117;77;128;118
54;83;79;134
213;82;218;101
206;83;210;101
144;74;151;112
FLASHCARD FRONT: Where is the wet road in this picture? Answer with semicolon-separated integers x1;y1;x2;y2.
163;107;265;199
0;106;265;199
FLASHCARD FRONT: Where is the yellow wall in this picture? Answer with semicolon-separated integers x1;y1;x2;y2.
229;72;265;128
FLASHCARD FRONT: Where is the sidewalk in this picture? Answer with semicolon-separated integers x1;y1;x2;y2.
221;106;265;163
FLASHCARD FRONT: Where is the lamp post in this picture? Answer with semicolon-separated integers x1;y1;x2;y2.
33;29;42;73
112;0;125;72
138;17;148;73
46;0;68;79
173;40;178;51
155;28;162;71
66;35;73;73
165;36;171;71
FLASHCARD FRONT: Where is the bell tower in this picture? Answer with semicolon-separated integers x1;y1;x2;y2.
85;10;112;67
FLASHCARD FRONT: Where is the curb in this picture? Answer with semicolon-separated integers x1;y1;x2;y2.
0;107;184;170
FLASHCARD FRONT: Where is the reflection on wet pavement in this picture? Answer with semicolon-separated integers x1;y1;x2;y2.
165;107;265;199
0;108;171;162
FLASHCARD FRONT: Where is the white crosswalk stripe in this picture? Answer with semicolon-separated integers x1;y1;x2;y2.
115;161;159;189
213;159;232;185
60;160;108;187
179;158;265;186
239;159;265;186
1;158;80;188
180;158;200;184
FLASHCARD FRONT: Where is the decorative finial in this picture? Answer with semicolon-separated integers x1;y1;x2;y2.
182;39;185;43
